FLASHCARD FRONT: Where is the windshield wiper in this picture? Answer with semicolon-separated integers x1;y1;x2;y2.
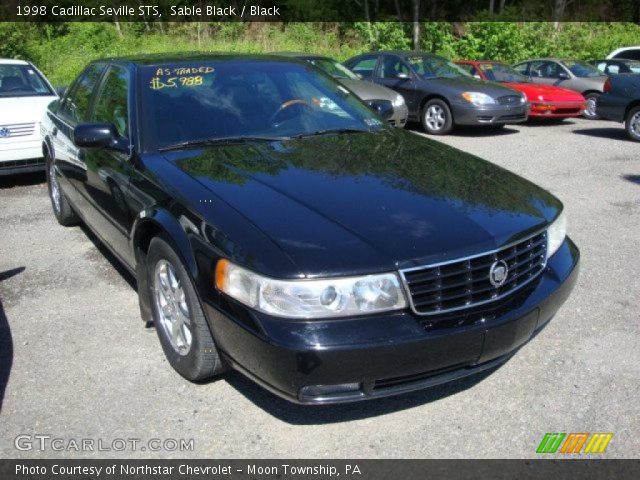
158;135;290;152
291;127;370;139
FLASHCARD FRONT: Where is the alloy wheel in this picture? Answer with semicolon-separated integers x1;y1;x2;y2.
584;97;598;118
49;161;61;213
425;105;446;131
630;111;640;139
153;259;193;356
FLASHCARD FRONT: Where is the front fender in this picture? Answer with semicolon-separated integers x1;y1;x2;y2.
131;207;200;279
130;208;205;325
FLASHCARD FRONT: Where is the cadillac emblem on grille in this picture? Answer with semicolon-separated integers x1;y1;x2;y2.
489;260;509;287
0;127;9;138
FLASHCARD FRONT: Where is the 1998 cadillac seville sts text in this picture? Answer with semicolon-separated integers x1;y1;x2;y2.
42;54;579;404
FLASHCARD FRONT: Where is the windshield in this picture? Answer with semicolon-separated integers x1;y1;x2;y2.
405;55;471;79
141;60;385;151
561;60;602;78
307;58;359;80
0;63;54;97
479;63;528;83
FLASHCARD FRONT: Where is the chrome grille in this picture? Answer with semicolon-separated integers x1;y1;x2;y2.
400;231;547;315
0;122;36;138
497;95;522;105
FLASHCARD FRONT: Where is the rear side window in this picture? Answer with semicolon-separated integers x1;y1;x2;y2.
348;56;378;78
613;49;640;60
59;64;106;124
92;66;130;138
605;63;620;75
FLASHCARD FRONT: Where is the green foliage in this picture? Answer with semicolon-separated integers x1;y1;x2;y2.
353;22;411;50
7;20;640;87
0;22;38;59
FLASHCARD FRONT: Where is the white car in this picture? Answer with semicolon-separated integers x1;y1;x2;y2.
0;59;57;175
606;46;640;61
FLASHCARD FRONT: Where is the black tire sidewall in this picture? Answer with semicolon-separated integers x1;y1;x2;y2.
625;106;640;142
422;99;454;135
146;236;221;381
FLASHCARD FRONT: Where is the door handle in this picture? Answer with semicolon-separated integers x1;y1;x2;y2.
52;127;58;136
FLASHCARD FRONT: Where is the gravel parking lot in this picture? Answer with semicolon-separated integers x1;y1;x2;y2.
0;117;638;459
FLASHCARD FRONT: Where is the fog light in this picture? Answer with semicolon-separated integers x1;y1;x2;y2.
299;383;361;400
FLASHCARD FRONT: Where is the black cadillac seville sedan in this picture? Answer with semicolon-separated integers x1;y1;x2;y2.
42;54;579;404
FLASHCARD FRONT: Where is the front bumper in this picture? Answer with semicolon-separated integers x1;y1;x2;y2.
388;103;409;128
529;101;586;118
204;238;579;404
452;102;529;125
0;140;45;176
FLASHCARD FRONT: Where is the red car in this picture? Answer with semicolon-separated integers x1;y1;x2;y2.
455;60;587;118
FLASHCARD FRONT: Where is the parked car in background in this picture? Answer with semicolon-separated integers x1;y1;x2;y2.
455;60;586;119
596;74;640;142
512;58;607;119
0;59;57;175
41;53;578;404
276;52;408;127
590;59;640;76
345;51;528;135
606;46;640;61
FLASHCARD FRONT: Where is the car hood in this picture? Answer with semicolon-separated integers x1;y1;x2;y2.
503;82;585;101
0;96;57;124
337;78;398;102
165;129;561;277
424;76;520;97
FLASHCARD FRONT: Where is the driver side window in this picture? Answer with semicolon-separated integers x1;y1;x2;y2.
378;56;411;79
59;64;105;124
513;63;529;75
531;61;563;78
92;66;130;138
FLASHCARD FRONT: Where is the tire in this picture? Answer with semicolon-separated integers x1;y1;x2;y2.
147;236;225;381
583;93;601;120
45;152;79;226
421;99;454;135
625;106;640;142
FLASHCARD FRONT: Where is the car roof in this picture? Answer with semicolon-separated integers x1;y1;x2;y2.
456;60;506;64
95;52;308;67
271;52;328;59
376;51;443;57
0;58;30;65
516;58;585;63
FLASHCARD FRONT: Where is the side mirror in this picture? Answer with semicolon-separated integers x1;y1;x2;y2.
396;72;410;80
73;123;127;151
366;99;394;120
355;72;363;79
47;99;61;114
55;86;67;97
557;71;570;80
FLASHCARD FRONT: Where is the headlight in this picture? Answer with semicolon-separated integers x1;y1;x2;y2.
215;260;407;319
520;92;528;103
461;92;496;106
546;211;567;258
392;94;405;108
